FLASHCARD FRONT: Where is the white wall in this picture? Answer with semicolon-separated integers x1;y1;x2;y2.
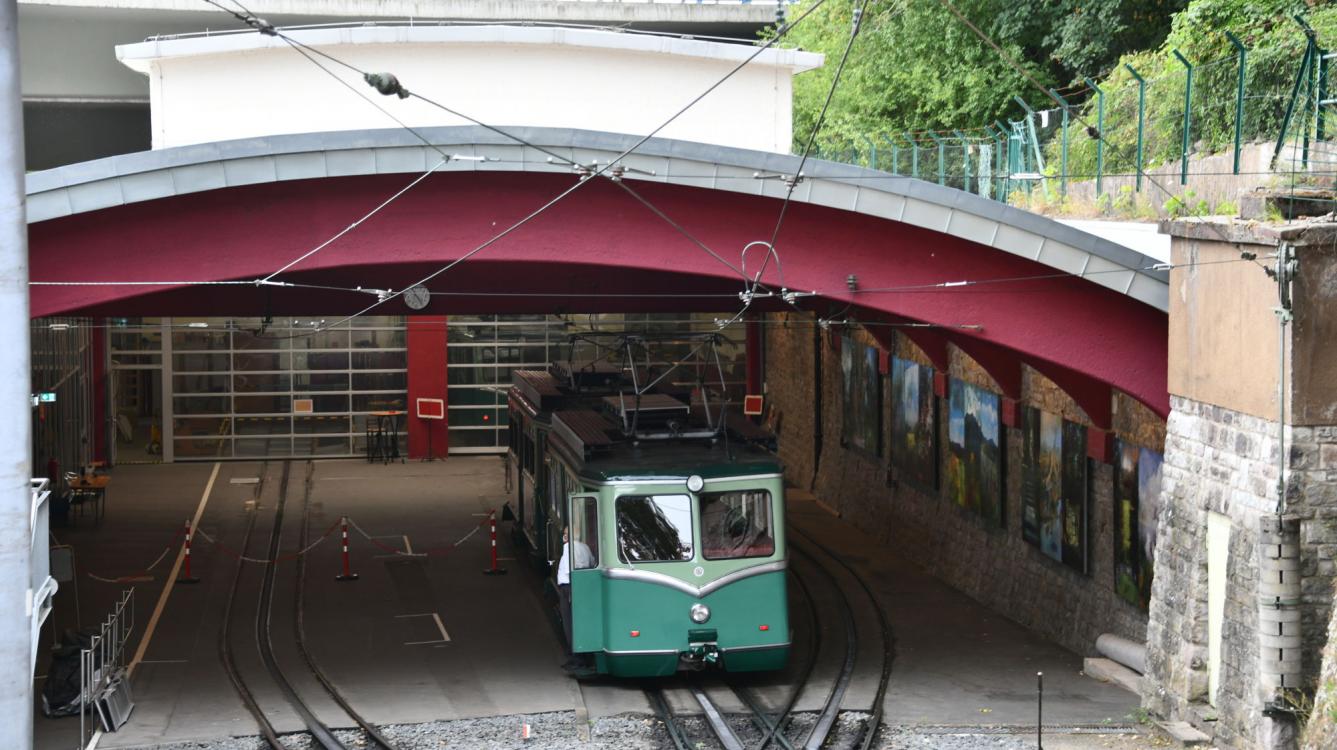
118;26;822;153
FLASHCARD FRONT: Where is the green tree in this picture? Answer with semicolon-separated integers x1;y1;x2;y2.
781;0;1184;156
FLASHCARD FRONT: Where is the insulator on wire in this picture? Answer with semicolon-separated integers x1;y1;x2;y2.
364;72;410;99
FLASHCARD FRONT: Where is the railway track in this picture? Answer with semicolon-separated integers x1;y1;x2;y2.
790;526;895;750
218;460;397;750
644;526;892;750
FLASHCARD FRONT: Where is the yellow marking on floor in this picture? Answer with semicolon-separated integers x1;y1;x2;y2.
128;462;221;677
403;535;413;555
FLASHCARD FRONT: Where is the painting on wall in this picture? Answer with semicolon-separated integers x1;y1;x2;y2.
1061;420;1089;571
946;379;1002;525
889;357;936;492
1020;406;1089;572
1037;410;1063;561
1021;407;1041;545
1114;441;1163;608
840;337;881;454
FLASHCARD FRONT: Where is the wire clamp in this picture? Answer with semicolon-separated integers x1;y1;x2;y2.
364;72;409;99
246;16;277;36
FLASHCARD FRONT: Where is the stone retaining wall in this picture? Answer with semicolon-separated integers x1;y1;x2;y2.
1143;397;1337;749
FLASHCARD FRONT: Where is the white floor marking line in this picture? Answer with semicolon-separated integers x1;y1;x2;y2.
403;535;413;555
396;612;450;644
431;613;451;642
128;462;221;678
229;477;259;485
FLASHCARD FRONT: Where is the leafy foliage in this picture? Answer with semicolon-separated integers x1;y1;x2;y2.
1058;0;1337;179
781;0;1185;154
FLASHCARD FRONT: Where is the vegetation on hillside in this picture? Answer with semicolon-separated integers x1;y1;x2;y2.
783;0;1337;177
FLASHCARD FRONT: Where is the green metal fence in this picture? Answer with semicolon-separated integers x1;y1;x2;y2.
813;17;1330;211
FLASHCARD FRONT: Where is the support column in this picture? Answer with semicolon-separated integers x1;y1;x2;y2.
0;0;36;745
92;320;107;463
407;315;447;459
744;315;762;398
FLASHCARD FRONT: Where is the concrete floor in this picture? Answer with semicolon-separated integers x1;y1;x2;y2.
33;458;1141;750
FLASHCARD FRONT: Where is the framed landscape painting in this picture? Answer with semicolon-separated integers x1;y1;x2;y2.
889;357;936;491
947;380;1002;525
840;337;881;454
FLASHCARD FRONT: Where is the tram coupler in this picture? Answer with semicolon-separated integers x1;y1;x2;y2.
682;636;720;669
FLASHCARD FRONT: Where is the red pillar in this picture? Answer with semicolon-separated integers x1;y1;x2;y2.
745;315;762;397
407;315;448;459
91;319;107;463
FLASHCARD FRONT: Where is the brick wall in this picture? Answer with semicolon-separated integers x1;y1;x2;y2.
764;314;1154;657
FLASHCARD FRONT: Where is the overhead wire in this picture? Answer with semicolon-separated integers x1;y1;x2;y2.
760;0;875;291
194;0;834;338
44;0;1258;339
259;157;450;284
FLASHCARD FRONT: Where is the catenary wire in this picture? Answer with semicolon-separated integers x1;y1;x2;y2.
759;0;875;293
196;0;833;338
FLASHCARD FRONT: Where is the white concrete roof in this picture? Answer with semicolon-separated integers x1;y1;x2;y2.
24;126;1170;312
1056;220;1171;264
117;24;823;73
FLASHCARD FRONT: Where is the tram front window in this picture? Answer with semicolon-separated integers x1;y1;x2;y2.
701;490;774;560
616;494;693;562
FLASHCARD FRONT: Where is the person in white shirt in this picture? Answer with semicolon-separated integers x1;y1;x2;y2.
556;526;595;672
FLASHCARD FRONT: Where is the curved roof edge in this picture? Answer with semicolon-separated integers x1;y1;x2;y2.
24;125;1169;311
116;24;823;74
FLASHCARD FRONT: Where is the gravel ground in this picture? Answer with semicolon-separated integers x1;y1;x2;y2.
111;712;1178;750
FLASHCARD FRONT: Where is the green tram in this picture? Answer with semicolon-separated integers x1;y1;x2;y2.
507;360;789;677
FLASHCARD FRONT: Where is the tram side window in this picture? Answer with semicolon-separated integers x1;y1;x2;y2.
522;431;535;475
616;494;694;563
571;495;599;570
701;490;774;560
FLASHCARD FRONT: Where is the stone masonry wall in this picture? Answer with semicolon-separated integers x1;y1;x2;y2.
1303;582;1337;749
764;315;1154;659
1143;397;1337;749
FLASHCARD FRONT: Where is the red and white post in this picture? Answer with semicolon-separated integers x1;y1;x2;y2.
336;516;359;581
483;509;507;575
177;518;200;584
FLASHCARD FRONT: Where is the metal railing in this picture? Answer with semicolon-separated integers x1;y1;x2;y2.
77;590;135;749
29;478;57;676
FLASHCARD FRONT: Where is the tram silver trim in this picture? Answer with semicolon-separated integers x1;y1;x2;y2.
603;559;787;597
719;642;791;653
588;473;784;487
600;648;680;656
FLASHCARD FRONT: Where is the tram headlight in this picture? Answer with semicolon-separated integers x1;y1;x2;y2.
690;603;711;624
686;475;705;493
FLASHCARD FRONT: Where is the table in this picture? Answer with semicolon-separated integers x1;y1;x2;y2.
367;411;405;464
67;475;110;524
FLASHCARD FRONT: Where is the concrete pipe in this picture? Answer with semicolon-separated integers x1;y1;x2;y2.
1095;633;1146;675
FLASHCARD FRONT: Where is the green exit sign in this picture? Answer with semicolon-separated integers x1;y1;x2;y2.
38;392;56;403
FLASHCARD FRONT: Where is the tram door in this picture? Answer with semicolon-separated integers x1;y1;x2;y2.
567;493;604;652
